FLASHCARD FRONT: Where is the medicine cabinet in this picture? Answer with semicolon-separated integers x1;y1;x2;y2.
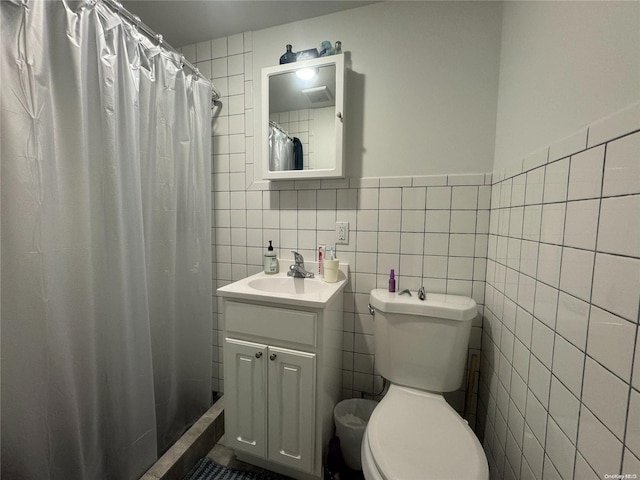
261;55;345;180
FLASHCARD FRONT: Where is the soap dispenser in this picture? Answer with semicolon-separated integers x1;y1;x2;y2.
264;240;279;274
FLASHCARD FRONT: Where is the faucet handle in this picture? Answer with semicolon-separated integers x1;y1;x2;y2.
291;250;304;265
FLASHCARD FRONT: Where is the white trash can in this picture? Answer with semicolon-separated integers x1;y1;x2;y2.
333;398;378;470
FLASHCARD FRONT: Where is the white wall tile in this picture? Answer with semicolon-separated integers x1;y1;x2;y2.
603;132;640;197
425;210;451;233
543;158;569;203
380;176;411;188
548;376;580;442
401;210;425;232
426;186;452;209
529;355;552;408
545;417;576;480
567;145;604;201
634;327;640;391
423;255;448;278
450;210;477;233
448;256;474;280
623;449;640;480
380;188;402;209
425;233;450;256
377;210;401;232
356;231;378;252
522;425;544;480
574;452;600;480
556;292;589;351
227;54;244;76
627;390;640;460
451;186;479;209
523;147;549;173
515;306;533;348
227;33;244;55
525;166;545;205
587;306;636;382
211;37;227;59
533;282;558;328
540;203;565;245
577;407;623;479
548;128;588;163
537;243;562;288
402;187;426;209
559;247;594;302
356;210;380;231
358;188;379;209
522;205;542;242
582;357;629;440
587;102;640;148
597;194;640;257
552;334;584;398
400;232;425;255
377;232;400;254
563;199;599;250
525;389;548;443
531;318;554;368
399;254;423;277
592;253;640;322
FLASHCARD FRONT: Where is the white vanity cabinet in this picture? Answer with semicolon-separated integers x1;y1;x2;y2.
221;295;343;480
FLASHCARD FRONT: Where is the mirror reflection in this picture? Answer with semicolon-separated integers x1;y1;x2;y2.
267;64;337;172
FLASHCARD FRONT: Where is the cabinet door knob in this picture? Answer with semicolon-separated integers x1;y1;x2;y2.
269;353;277;361
255;352;263;358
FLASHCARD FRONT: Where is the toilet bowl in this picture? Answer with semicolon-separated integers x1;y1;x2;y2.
364;289;489;480
361;385;488;480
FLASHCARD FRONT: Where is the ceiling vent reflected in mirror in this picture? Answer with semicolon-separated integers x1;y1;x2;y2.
302;86;334;105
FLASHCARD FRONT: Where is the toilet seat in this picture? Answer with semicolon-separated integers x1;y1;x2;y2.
363;384;489;480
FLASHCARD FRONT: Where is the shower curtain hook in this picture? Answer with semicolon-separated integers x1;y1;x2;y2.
180;54;185;69
156;34;163;46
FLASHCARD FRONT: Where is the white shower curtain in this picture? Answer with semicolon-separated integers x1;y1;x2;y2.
1;1;212;479
269;122;294;171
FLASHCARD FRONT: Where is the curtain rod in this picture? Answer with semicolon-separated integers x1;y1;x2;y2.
269;120;293;141
101;0;221;101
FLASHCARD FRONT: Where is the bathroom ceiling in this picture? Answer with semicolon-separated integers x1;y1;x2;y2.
122;1;377;48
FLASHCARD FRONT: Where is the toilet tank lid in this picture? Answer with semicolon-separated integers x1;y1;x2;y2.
369;289;477;321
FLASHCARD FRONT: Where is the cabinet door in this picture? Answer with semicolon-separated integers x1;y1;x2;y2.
267;346;316;472
224;338;268;458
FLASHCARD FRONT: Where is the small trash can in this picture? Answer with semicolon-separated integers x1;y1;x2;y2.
333;398;378;470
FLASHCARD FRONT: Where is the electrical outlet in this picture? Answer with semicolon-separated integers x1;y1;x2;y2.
336;221;349;244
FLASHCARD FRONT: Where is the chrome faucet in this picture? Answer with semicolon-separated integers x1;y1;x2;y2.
287;251;315;278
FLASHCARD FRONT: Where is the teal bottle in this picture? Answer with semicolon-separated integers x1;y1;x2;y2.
279;44;297;64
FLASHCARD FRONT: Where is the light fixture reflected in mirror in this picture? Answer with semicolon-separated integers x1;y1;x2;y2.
296;67;318;80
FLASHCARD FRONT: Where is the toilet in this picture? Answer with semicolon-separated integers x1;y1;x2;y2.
362;289;489;480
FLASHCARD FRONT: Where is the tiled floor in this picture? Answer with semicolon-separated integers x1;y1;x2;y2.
206;441;365;480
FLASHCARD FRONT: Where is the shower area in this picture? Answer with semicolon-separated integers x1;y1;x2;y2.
1;1;216;478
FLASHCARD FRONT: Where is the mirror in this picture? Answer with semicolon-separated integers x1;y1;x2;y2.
262;55;345;180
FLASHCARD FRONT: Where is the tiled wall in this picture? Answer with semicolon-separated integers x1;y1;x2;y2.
182;34;491;420
480;108;640;480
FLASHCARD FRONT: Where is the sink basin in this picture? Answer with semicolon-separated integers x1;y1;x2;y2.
217;263;348;308
247;276;333;295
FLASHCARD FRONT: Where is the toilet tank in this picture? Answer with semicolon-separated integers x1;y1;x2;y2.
369;289;477;393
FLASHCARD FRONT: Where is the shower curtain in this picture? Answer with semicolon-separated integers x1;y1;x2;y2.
269;122;294;171
1;1;212;479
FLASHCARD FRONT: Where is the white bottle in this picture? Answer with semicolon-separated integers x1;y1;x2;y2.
263;240;279;274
